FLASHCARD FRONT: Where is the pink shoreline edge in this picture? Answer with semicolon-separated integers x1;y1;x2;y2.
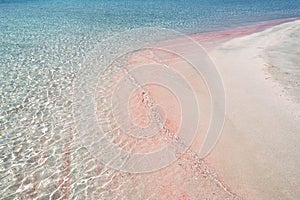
190;17;300;47
55;17;299;199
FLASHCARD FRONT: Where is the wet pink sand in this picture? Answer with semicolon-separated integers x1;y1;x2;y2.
81;18;299;199
190;17;299;48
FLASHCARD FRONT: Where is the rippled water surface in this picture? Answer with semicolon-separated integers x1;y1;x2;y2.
1;0;300;199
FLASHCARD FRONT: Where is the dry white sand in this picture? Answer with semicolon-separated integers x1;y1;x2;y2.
206;20;300;200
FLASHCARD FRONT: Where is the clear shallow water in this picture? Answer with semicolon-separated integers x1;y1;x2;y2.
0;0;300;199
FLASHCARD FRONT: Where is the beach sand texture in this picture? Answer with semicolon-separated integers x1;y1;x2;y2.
206;20;300;200
91;19;300;199
1;19;299;199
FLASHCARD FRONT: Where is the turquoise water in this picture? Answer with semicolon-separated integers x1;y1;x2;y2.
0;0;300;199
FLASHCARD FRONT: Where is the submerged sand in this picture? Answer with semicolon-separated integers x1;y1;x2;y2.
206;20;300;199
20;19;298;200
2;19;298;199
90;20;300;199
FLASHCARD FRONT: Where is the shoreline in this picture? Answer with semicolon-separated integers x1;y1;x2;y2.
41;18;298;199
1;0;300;198
1;15;299;199
108;19;300;199
191;17;300;49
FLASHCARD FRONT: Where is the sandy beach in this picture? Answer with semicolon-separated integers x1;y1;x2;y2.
1;1;299;197
205;20;300;199
86;19;300;199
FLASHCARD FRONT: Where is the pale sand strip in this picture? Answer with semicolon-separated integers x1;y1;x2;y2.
206;20;300;199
